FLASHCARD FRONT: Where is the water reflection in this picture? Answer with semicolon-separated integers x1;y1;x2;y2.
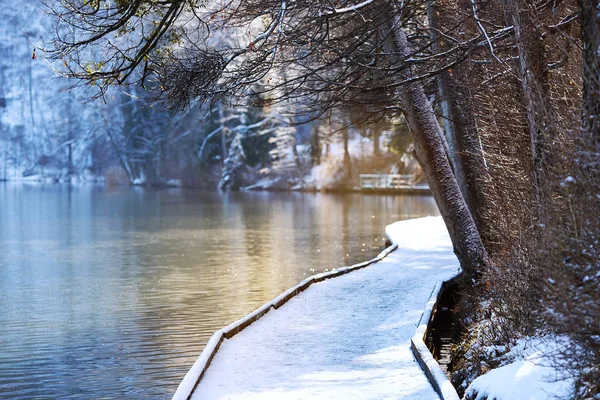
0;184;439;399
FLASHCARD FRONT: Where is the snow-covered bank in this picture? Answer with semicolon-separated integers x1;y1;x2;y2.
0;175;106;184
464;337;573;400
0;168;106;184
174;217;460;400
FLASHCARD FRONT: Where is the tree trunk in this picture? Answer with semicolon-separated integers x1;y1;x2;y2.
427;0;470;204
342;124;352;181
289;117;301;172
1;127;6;180
25;33;37;163
67;112;73;175
373;128;380;157
104;115;134;183
68;142;73;174
0;61;5;180
385;16;490;277
579;0;600;140
502;0;557;196
217;103;228;164
310;120;321;166
3;146;7;181
447;78;491;232
429;0;493;237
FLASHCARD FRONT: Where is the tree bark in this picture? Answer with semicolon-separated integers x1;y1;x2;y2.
290;117;301;172
429;0;492;233
310;120;321;166
446;78;491;233
342;123;352;180
67;96;74;175
384;16;490;277
105;125;134;183
502;0;557;195
217;103;228;164
579;0;600;140
373;128;380;157
427;0;470;203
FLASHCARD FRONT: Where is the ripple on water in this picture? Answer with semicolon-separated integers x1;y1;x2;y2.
0;186;438;399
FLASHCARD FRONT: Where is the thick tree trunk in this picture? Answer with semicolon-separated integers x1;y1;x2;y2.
502;0;557;195
446;78;491;232
385;17;490;277
579;0;600;139
428;0;491;235
427;0;470;204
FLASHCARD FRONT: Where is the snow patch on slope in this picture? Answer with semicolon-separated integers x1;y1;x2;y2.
465;337;573;400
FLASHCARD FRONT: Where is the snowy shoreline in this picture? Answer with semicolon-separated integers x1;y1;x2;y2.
173;217;460;400
0;177;431;195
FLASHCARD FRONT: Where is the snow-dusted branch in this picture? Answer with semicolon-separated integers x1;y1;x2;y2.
226;0;287;63
468;0;500;62
321;0;375;16
198;126;224;160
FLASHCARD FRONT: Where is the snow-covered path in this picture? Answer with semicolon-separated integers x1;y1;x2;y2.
190;217;460;400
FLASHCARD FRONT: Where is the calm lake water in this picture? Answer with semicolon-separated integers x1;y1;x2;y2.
0;184;439;399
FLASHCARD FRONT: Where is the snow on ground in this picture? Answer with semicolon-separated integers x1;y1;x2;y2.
191;217;460;400
465;337;573;400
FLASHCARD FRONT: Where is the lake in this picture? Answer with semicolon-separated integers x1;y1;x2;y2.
0;184;439;399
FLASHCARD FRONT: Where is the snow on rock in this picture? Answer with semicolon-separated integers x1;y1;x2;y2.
189;217;460;400
465;337;573;400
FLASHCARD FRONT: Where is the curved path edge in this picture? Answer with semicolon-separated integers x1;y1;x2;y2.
172;242;399;400
411;279;461;400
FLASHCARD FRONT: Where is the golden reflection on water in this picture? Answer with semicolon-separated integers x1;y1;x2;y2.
0;185;439;399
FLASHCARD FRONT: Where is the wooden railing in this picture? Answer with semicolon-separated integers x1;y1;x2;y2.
359;174;415;190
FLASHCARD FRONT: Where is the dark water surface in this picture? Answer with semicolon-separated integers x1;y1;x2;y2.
0;184;439;399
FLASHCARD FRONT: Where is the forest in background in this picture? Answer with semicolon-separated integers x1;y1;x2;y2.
0;2;418;190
